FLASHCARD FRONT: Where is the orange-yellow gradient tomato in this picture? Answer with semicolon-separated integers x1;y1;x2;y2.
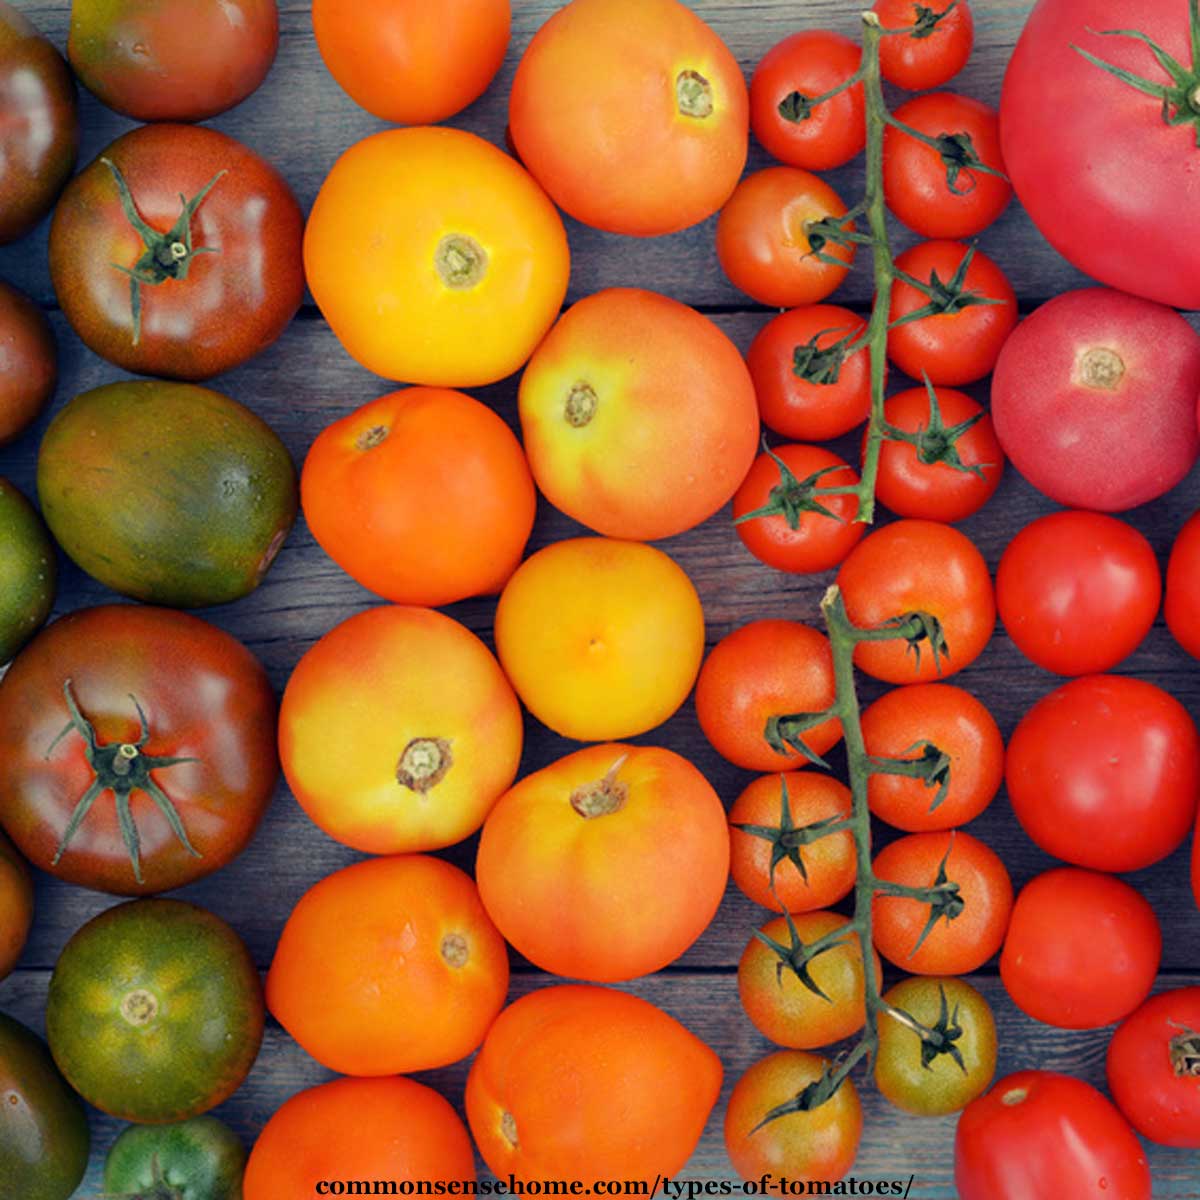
266;855;509;1077
304;127;569;387
313;0;510;125
301;387;536;606
494;538;705;741
279;606;523;854
519;288;760;540
476;743;729;981
509;0;748;236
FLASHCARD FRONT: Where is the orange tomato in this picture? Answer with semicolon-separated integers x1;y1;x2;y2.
279;606;523;854
729;772;856;913
466;984;722;1184
476;743;729;981
266;855;509;1076
509;0;748;236
305;127;569;387
313;0;510;124
519;288;760;540
301;387;536;606
244;1075;475;1200
494;538;705;741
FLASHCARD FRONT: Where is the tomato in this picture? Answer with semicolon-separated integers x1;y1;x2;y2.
997;511;1161;675
279;605;522;855
694;620;841;773
887;241;1017;385
466;984;722;1185
872;831;1012;975
267;855;508;1075
739;911;880;1049
955;1071;1152;1200
49;124;302;380
1168;511;1200;659
494;538;705;742
69;0;277;121
509;0;747;237
313;0;508;124
729;771;856;913
302;387;535;606
836;519;996;684
875;976;996;1115
746;305;872;442
992;287;1200;511
1000;867;1161;1029
883;93;1011;238
0;280;55;445
0;828;30;981
872;386;1004;522
477;743;728;981
733;444;865;574
724;1050;861;1183
0;479;55;666
244;1076;476;1200
104;1116;246;1200
519;288;760;541
0;605;278;896
875;0;975;90
0;3;77;245
1007;675;1198;872
862;683;1003;831
46;899;263;1123
750;31;865;170
717;167;856;307
306;127;568;387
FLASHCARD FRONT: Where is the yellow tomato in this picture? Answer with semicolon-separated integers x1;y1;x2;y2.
494;538;705;741
303;127;570;387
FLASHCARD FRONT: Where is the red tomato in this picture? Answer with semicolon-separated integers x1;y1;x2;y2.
1006;675;1199;873
884;93;1011;238
1166;510;1200;659
746;305;872;442
716;167;856;307
997;511;1161;675
875;0;975;90
955;1071;1151;1200
836;519;996;684
1000;867;1161;1029
750;31;864;170
733;444;865;574
1107;988;1200;1147
991;287;1200;511
872;386;1004;522
887;241;1017;385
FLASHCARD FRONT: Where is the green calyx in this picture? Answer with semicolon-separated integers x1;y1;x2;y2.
868;740;953;811
882;377;990;478
890;245;1006;328
792;327;861;386
888;984;969;1073
1169;1021;1200;1076
735;442;857;532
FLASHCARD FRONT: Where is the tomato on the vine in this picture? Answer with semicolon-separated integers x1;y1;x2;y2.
874;0;975;91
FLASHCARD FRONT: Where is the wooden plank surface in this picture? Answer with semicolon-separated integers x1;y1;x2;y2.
2;0;1200;1195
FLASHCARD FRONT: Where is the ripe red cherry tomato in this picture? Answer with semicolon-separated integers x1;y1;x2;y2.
997;511;1161;676
874;0;975;91
750;31;864;170
1167;510;1200;660
1000;867;1161;1029
955;1071;1151;1200
883;93;1011;238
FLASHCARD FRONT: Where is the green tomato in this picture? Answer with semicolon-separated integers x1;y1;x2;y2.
104;1116;246;1200
0;478;56;665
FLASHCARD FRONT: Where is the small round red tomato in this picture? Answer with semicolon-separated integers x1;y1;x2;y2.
872;830;1012;975
872;386;1004;522
729;772;856;913
717;167;856;307
1006;675;1198;873
884;93;1011;238
1107;988;1200;1148
750;31;864;170
887;241;1017;385
836;519;996;683
997;511;1161;676
955;1071;1151;1200
1000;867;1161;1029
694;620;841;773
746;305;872;441
733;444;865;574
874;0;975;91
1166;510;1200;659
862;683;1003;831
